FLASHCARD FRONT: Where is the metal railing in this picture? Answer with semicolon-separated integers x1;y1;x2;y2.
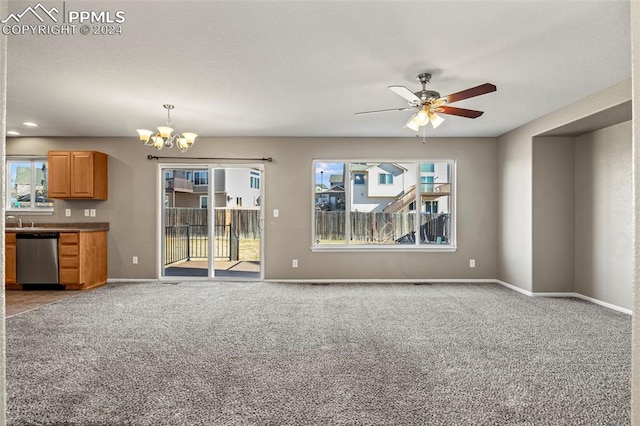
164;224;239;265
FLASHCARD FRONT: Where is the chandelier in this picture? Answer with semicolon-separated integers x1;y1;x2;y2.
136;104;198;152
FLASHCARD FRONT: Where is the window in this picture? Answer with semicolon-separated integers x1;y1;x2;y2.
314;162;346;245
313;160;454;250
378;173;393;185
199;195;208;209
250;176;260;189
353;173;365;185
193;171;208;185
6;158;53;212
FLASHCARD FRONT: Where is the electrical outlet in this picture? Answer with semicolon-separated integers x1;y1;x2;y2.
292;259;298;268
65;208;71;217
90;209;96;217
132;256;138;264
84;209;90;217
470;259;476;268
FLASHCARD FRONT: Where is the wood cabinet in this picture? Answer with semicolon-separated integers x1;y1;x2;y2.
48;151;108;199
5;233;18;289
59;231;108;290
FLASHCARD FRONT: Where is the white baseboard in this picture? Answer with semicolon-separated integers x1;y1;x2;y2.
267;278;496;284
108;277;632;315
494;280;632;315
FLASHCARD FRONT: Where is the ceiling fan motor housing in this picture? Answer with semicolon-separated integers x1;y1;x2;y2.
414;90;441;104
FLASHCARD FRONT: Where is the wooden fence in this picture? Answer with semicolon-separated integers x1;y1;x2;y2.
164;207;260;239
164;208;259;265
315;211;449;243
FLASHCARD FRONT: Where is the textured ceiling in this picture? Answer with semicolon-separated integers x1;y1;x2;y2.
4;0;632;138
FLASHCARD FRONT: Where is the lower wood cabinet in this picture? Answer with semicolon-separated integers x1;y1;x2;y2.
59;231;107;290
5;230;107;290
5;233;18;289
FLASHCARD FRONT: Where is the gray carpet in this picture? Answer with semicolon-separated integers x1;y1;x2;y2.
6;282;631;425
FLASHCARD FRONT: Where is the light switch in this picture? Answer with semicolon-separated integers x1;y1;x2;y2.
84;209;90;217
90;209;96;217
273;209;279;218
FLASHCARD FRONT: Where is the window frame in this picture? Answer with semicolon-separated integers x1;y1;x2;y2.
311;159;456;252
6;156;54;215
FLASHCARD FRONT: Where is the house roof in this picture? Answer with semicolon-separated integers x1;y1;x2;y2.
4;1;631;139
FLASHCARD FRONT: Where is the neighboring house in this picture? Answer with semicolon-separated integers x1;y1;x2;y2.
213;168;261;208
165;168;261;208
351;163;415;213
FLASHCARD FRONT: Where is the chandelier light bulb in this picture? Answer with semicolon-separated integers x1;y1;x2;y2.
136;129;153;143
152;135;164;150
182;132;198;146
137;105;198;152
157;126;174;139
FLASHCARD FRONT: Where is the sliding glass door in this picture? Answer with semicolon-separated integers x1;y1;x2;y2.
160;164;263;280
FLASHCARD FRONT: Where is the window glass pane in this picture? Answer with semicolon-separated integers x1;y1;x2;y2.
34;161;53;207
315;162;346;244
419;162;451;245
350;162;415;245
8;160;53;210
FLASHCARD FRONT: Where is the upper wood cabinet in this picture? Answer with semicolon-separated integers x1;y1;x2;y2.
48;151;108;200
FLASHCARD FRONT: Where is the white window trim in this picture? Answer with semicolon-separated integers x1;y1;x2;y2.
311;159;456;252
6;156;54;215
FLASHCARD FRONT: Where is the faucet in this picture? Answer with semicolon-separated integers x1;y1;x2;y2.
6;215;22;227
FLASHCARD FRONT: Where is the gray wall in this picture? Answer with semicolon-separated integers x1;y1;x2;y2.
532;136;575;293
497;131;532;291
6;136;498;281
574;122;632;309
497;78;631;293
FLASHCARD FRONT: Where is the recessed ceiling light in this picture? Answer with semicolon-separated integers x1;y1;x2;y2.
22;122;38;127
7;131;20;136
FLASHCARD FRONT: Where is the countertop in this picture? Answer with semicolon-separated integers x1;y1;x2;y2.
6;222;109;233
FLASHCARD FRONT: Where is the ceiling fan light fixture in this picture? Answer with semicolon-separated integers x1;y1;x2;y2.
414;107;430;126
404;113;420;131
428;112;445;129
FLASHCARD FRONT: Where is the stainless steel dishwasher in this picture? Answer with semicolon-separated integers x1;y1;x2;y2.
16;232;60;285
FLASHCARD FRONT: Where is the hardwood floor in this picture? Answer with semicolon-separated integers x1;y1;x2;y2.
5;286;81;317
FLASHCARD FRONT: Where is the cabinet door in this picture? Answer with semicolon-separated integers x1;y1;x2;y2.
5;234;16;285
48;152;71;198
70;152;95;198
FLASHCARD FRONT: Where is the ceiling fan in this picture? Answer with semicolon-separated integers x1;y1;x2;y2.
355;73;496;132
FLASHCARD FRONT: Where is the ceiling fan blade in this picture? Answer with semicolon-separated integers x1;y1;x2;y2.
437;105;484;119
388;85;421;103
443;83;496;104
355;107;414;115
